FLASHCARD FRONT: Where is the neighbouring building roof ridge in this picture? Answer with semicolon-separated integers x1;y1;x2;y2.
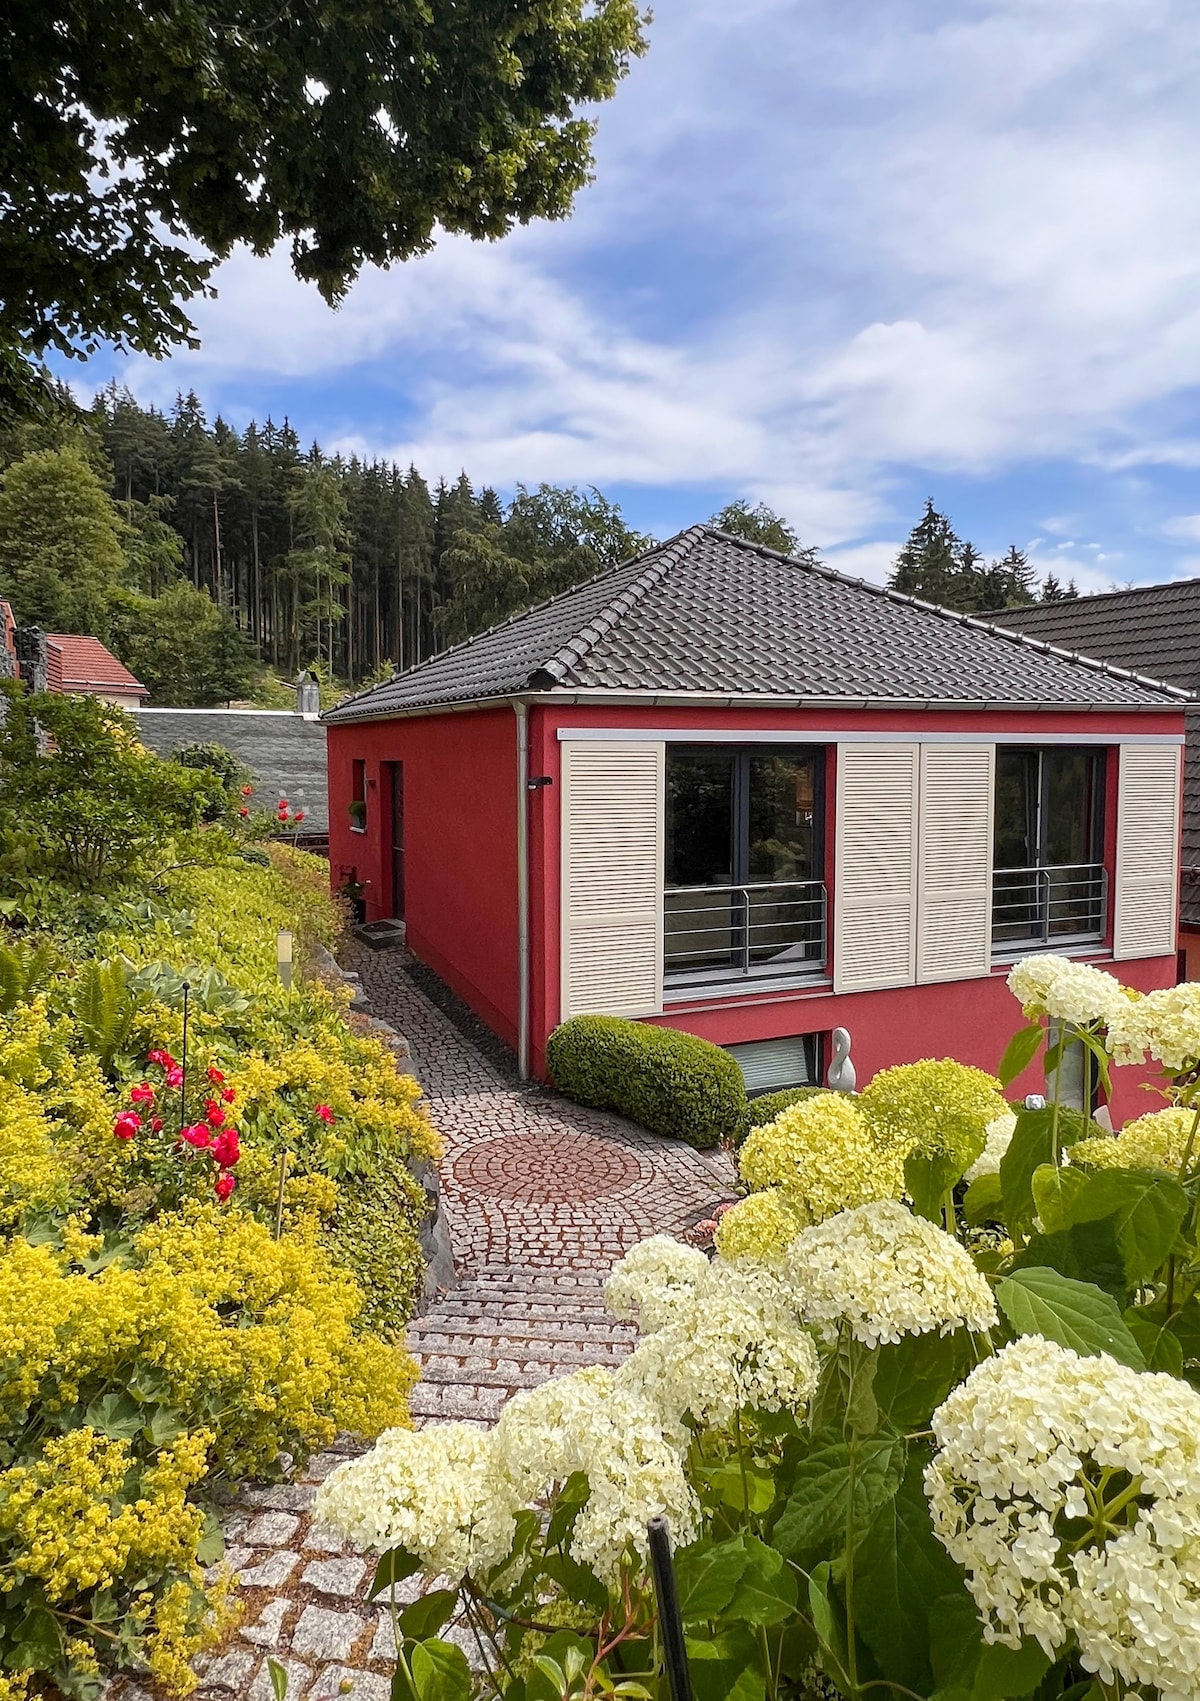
323;525;1188;723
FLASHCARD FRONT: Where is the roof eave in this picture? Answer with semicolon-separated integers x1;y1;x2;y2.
323;686;1188;725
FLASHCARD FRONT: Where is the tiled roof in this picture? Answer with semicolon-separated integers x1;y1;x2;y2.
131;708;329;835
325;526;1186;724
988;585;1200;923
46;635;146;697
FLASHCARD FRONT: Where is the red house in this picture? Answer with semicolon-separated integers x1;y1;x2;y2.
324;526;1187;1116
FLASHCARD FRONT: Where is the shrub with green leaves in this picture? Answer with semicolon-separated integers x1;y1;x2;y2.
546;1014;745;1149
744;1084;828;1131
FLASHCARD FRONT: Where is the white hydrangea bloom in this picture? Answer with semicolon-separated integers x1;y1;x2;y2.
926;1334;1200;1687
603;1234;709;1332
313;1423;517;1582
493;1366;697;1581
784;1198;998;1347
615;1260;819;1429
1007;954;1075;1015
964;1112;1017;1184
1038;961;1128;1029
1107;983;1200;1074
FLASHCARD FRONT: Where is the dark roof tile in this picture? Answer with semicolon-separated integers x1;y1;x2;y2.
325;526;1186;724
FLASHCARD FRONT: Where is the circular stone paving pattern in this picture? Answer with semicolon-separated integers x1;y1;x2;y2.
452;1133;644;1203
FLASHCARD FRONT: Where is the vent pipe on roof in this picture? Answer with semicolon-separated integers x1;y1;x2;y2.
295;671;321;716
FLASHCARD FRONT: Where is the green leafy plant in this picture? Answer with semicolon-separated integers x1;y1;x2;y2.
318;957;1200;1701
546;1016;746;1149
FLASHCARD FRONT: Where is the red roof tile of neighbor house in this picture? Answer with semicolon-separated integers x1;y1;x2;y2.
45;635;147;699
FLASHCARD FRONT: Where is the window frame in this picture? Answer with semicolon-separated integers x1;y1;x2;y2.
991;744;1108;954
663;742;828;991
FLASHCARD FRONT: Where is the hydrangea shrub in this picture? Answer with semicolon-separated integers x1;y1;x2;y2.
318;957;1200;1701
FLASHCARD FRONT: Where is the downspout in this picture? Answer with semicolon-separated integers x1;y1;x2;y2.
514;700;530;1080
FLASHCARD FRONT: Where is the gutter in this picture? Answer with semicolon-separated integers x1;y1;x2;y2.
325;687;1191;725
514;700;530;1081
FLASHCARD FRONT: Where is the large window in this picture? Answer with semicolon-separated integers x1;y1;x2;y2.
992;746;1106;948
664;746;825;986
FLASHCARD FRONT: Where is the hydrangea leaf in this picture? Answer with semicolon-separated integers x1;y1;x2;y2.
999;1108;1058;1236
774;1434;904;1567
1015;1218;1126;1305
854;1459;969;1695
674;1535;752;1621
725;1535;798;1625
1066;1169;1188;1287
1126;1316;1185;1376
409;1637;472;1701
685;1627;766;1701
963;1172;1002;1227
998;1023;1043;1088
368;1547;422;1600
873;1331;976;1429
970;1638;1054;1700
1030;1163;1088;1235
904;1150;962;1223
996;1268;1145;1367
396;1590;458;1643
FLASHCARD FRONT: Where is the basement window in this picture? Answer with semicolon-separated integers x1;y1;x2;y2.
724;1034;821;1096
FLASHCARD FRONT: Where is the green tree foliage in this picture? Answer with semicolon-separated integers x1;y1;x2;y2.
0;446;125;634
1;0;649;412
435;484;652;645
710;498;812;558
108;582;256;707
0;681;215;893
890;500;1043;612
1041;572;1080;603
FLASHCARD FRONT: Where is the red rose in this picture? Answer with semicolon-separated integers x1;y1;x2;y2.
221;1087;237;1104
180;1122;213;1150
238;807;249;818
212;1128;240;1168
240;785;253;797
113;1111;141;1142
151;1116;164;1133
148;1049;176;1070
293;810;306;822
164;1064;183;1089
207;1068;225;1085
278;798;288;809
130;1082;155;1105
204;1098;226;1127
314;1104;335;1124
214;1171;237;1202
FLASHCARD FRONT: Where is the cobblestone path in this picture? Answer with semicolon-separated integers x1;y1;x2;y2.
110;951;735;1699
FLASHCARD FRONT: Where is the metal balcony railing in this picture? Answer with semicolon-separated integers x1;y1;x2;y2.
991;862;1108;950
664;879;827;987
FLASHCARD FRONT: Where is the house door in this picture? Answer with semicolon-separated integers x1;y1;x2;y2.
384;761;405;919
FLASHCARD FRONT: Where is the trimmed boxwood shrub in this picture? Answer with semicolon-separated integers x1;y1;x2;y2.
546;1015;746;1149
743;1084;831;1132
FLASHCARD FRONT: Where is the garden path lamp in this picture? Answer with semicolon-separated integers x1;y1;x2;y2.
648;1517;693;1701
277;929;294;990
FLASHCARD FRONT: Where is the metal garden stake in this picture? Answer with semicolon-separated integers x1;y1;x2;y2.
648;1517;693;1701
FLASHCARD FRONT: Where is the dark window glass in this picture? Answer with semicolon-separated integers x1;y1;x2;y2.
665;746;824;981
993;746;1105;945
665;749;734;887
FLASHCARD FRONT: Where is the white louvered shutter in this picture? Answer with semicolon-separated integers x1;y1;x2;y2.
833;743;919;993
1113;743;1181;960
560;741;665;1020
917;743;995;983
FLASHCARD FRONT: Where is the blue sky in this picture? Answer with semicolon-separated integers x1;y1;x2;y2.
72;0;1200;594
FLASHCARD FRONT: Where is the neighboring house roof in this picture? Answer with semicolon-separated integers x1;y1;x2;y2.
324;526;1187;725
130;708;329;835
46;635;147;698
988;584;1200;927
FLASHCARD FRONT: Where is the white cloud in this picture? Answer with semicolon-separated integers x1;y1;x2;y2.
79;0;1200;552
1163;515;1200;542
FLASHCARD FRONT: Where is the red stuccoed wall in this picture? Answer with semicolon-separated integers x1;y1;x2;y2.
330;698;1183;1120
327;708;520;1045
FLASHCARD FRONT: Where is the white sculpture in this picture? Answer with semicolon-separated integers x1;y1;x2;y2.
827;1027;856;1093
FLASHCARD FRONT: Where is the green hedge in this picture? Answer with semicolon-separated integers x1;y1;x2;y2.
744;1084;830;1131
545;1015;746;1149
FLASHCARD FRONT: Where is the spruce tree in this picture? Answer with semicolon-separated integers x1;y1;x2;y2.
889;500;965;607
